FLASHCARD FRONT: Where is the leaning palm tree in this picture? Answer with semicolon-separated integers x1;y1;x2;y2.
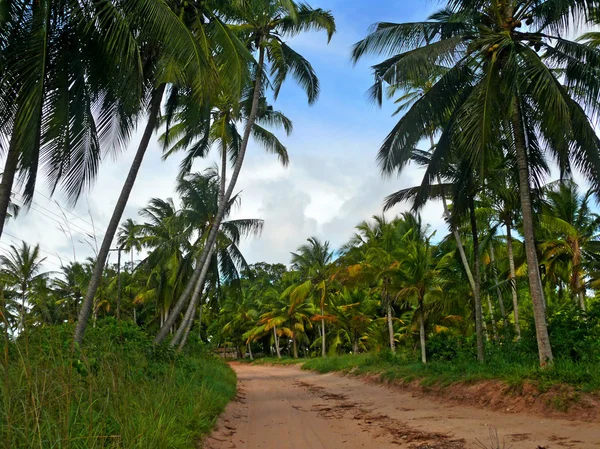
168;170;263;348
0;242;47;332
73;1;251;344
154;1;336;345
352;0;600;365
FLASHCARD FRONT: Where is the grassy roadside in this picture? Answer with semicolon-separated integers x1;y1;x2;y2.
1;320;237;449
249;357;306;366
301;352;600;393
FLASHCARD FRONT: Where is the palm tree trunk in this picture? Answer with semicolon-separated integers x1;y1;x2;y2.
248;343;253;361
511;98;553;365
469;198;485;362
489;243;508;329
574;241;586;311
483;268;498;342
170;248;213;347
171;146;228;348
386;300;395;353
419;299;426;364
506;222;521;338
273;326;281;359
321;306;326;358
0;138;19;240
177;305;197;351
353;337;359;354
438;177;477;293
486;291;498;342
74;84;166;345
133;307;137;326
292;328;298;359
154;43;266;346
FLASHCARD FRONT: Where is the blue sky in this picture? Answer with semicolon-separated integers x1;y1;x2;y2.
4;1;454;269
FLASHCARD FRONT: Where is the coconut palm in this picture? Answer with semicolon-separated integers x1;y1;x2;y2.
117;219;142;269
289;237;334;357
154;0;335;345
538;181;600;311
73;0;251;344
0;242;47;331
352;1;600;365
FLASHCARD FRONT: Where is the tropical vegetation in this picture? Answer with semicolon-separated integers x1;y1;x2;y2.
3;0;600;446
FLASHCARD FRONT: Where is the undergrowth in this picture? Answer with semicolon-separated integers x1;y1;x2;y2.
0;319;236;449
302;351;600;393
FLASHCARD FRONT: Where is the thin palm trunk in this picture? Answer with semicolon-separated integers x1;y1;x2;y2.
489;243;508;329
469;198;485;362
438;177;477;293
247;343;253;361
321;305;326;357
573;242;586;311
506;222;521;338
171;146;227;348
154;43;266;346
512;98;553;365
292;327;298;359
74;84;166;345
353;337;359;354
386;299;395;353
170;246;214;347
0;139;19;239
486;291;498;342
177;304;197;351
273;325;281;358
419;298;426;364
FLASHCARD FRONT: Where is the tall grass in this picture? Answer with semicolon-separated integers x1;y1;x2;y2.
0;319;236;449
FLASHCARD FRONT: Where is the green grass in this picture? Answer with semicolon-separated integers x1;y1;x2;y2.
250;357;306;366
0;320;237;449
301;352;600;393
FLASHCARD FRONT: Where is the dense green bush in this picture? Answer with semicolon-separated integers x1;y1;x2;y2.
0;319;236;449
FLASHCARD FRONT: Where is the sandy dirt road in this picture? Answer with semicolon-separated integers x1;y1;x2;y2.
204;363;600;449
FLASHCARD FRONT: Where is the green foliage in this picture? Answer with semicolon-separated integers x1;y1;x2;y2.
302;350;600;394
0;320;236;448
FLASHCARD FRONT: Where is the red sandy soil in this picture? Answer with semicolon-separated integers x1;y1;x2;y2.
203;363;600;449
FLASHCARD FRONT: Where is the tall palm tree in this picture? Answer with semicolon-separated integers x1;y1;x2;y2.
168;170;263;348
73;0;250;344
352;1;600;365
154;0;335;345
0;242;47;331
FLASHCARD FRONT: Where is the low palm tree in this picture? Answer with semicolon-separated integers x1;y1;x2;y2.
538;181;600;311
0;242;47;331
290;237;334;357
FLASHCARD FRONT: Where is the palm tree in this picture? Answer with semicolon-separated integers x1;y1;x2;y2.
280;271;316;358
0;242;47;331
118;219;142;269
329;288;378;354
538;181;600;311
73;0;251;344
168;170;263;348
290;237;334;357
154;0;335;345
352;1;600;365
